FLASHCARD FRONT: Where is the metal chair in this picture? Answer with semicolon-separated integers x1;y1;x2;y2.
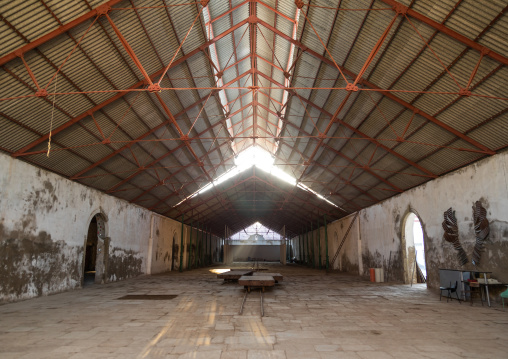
464;281;483;306
440;281;461;303
501;286;508;310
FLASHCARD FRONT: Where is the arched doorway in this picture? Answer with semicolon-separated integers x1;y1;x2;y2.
403;212;427;284
84;216;98;285
83;213;107;285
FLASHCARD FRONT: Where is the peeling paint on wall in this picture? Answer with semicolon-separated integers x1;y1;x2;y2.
0;223;82;302
108;247;143;282
0;152;153;303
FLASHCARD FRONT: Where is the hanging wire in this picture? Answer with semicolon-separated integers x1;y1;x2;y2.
47;74;58;157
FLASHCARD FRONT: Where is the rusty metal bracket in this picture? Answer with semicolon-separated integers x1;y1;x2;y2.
295;0;304;9
345;83;359;92
35;89;48;97
393;3;408;15
96;4;111;16
148;83;161;92
459;88;472;96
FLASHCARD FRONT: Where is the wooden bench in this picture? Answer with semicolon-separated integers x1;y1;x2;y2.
217;270;253;281
238;275;275;292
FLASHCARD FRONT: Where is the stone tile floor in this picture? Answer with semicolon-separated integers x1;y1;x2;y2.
1;263;507;358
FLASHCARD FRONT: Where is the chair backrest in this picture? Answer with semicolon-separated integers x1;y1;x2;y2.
501;286;508;298
451;281;458;290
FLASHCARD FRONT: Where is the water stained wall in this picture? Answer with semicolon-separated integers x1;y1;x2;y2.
352;151;508;290
0;153;225;303
0;153;164;302
0;223;82;302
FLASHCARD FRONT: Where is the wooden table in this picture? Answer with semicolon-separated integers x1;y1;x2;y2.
238;275;275;292
462;281;483;306
253;272;283;283
217;270;253;281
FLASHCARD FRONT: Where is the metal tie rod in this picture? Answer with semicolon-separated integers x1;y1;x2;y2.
239;289;264;317
260;290;264;317
239;291;248;315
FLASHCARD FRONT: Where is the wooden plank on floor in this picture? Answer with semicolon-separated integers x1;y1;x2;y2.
238;275;275;287
253;272;283;282
217;270;253;280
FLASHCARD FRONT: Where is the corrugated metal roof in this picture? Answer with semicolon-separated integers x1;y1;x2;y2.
0;0;506;235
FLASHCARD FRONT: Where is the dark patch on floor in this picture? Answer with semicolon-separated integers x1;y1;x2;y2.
117;295;177;300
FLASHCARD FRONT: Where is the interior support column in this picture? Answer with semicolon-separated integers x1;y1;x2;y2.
299;233;302;263
188;221;193;269
317;217;321;270
306;226;310;266
201;227;205;267
195;222;200;268
311;222;315;269
208;229;211;265
179;214;184;272
205;227;208;266
325;215;329;270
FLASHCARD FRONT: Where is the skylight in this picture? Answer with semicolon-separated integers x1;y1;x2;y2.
197;146;294;195
174;146;341;209
230;221;283;241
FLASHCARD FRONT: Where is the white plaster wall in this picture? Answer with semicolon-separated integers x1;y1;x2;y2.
148;217;223;273
0;153;204;302
327;213;360;272
151;215;181;274
324;151;508;289
231;245;280;262
0;153;153;301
